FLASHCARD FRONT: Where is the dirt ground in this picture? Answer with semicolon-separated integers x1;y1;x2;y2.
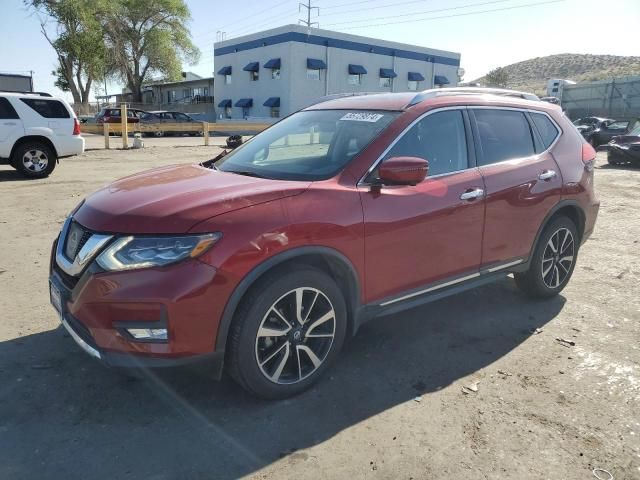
0;135;638;480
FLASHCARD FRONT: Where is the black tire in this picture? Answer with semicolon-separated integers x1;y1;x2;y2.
515;216;579;298
12;142;56;178
607;153;621;165
227;266;347;399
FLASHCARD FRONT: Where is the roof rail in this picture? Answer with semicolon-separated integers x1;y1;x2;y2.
304;92;383;108
408;87;540;107
0;90;53;97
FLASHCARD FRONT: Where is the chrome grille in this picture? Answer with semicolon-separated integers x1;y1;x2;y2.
55;217;113;277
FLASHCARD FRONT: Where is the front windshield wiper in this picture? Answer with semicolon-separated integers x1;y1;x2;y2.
225;170;270;179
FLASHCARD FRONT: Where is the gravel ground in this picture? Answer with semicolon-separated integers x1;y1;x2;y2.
0;139;638;480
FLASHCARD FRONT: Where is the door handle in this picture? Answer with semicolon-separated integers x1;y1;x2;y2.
460;188;484;201
3;122;17;126
538;170;557;181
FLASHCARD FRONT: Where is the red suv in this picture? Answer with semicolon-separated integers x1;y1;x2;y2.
49;88;599;399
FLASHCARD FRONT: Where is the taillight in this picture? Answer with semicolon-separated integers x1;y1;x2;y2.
73;117;81;135
582;143;596;172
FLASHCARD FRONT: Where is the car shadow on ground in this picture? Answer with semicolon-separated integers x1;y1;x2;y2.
0;278;565;479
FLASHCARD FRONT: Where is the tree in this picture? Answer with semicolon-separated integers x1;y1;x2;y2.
101;0;200;102
485;67;509;88
28;0;110;106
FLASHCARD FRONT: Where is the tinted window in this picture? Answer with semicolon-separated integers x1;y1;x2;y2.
531;112;560;149
0;97;19;119
20;98;70;118
382;110;468;176
474;109;535;165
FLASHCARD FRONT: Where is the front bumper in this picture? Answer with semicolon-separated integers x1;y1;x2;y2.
608;146;640;162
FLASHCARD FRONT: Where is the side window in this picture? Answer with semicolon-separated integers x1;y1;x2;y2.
381;110;468;177
0;97;19;119
474;109;535;166
530;112;560;150
20;98;70;118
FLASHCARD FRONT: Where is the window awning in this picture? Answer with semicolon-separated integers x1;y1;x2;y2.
235;98;253;108
348;64;367;75
379;68;397;78
217;66;232;75
263;97;280;107
434;75;450;85
243;62;260;72
408;72;425;81
307;58;327;70
218;99;232;108
264;58;281;69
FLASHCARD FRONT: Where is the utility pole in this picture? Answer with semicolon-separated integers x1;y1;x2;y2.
299;0;319;34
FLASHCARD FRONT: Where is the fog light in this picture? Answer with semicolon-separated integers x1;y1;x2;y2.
126;328;168;340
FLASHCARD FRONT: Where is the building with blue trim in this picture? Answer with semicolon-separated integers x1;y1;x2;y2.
214;24;461;120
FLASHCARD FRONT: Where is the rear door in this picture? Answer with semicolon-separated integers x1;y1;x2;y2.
0;97;24;158
470;108;562;268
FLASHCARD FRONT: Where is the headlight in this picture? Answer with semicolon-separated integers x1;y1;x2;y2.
96;233;221;271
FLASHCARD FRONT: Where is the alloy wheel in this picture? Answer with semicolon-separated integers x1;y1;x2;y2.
255;287;336;385
22;149;49;173
541;227;575;288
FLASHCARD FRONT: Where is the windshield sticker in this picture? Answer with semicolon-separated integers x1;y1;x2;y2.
340;112;384;123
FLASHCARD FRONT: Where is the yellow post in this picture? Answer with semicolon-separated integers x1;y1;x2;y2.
121;103;129;149
103;122;110;149
203;122;209;146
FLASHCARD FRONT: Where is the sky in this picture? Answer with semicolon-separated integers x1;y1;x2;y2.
1;0;639;101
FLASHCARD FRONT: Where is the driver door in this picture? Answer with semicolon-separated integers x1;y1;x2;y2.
359;108;485;303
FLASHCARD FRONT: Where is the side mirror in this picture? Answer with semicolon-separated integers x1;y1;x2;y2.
378;156;429;186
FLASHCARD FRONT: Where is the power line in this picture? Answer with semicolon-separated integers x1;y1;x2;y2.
318;0;433;16
326;0;564;29
324;0;511;26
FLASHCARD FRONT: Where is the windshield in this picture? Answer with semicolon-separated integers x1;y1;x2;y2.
216;109;398;181
628;123;640;137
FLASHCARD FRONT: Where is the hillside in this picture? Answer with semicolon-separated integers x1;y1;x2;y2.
472;54;640;96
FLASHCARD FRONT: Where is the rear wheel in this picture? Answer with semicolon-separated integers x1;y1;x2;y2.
227;267;347;399
515;216;578;298
12;142;56;178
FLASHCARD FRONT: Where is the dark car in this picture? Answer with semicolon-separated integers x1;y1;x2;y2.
607;121;640;166
587;120;633;148
95;107;147;124
49;88;599;399
140;110;203;137
572;116;614;140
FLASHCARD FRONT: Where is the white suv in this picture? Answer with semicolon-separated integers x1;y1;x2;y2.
0;91;84;178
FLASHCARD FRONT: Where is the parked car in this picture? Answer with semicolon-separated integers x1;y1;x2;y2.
587;120;632;147
607;121;640;166
49;88;599;399
95;107;147;124
0;91;84;178
139;110;203;137
572;116;614;141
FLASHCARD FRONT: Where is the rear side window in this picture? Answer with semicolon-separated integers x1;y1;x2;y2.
530;112;560;149
20;98;70;118
474;109;535;165
382;110;468;176
0;97;19;119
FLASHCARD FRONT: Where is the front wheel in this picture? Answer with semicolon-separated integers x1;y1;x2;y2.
515;216;579;298
227;267;347;399
12;142;56;178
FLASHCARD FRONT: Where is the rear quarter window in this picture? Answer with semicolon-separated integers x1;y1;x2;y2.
20;98;70;118
474;109;535;165
530;112;560;150
0;97;19;119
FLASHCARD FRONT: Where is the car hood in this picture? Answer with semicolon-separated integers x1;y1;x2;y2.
73;164;310;233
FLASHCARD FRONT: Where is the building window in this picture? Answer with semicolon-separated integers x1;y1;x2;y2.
250;70;259;81
408;80;419;91
348;74;361;85
183;88;190;99
225;74;232;85
272;68;281;80
379;77;392;88
224;107;232;119
167;90;176;103
307;68;320;81
270;107;280;118
242;107;250;119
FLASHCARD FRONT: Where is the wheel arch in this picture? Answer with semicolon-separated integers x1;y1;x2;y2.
529;200;586;261
215;246;362;353
10;135;59;164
